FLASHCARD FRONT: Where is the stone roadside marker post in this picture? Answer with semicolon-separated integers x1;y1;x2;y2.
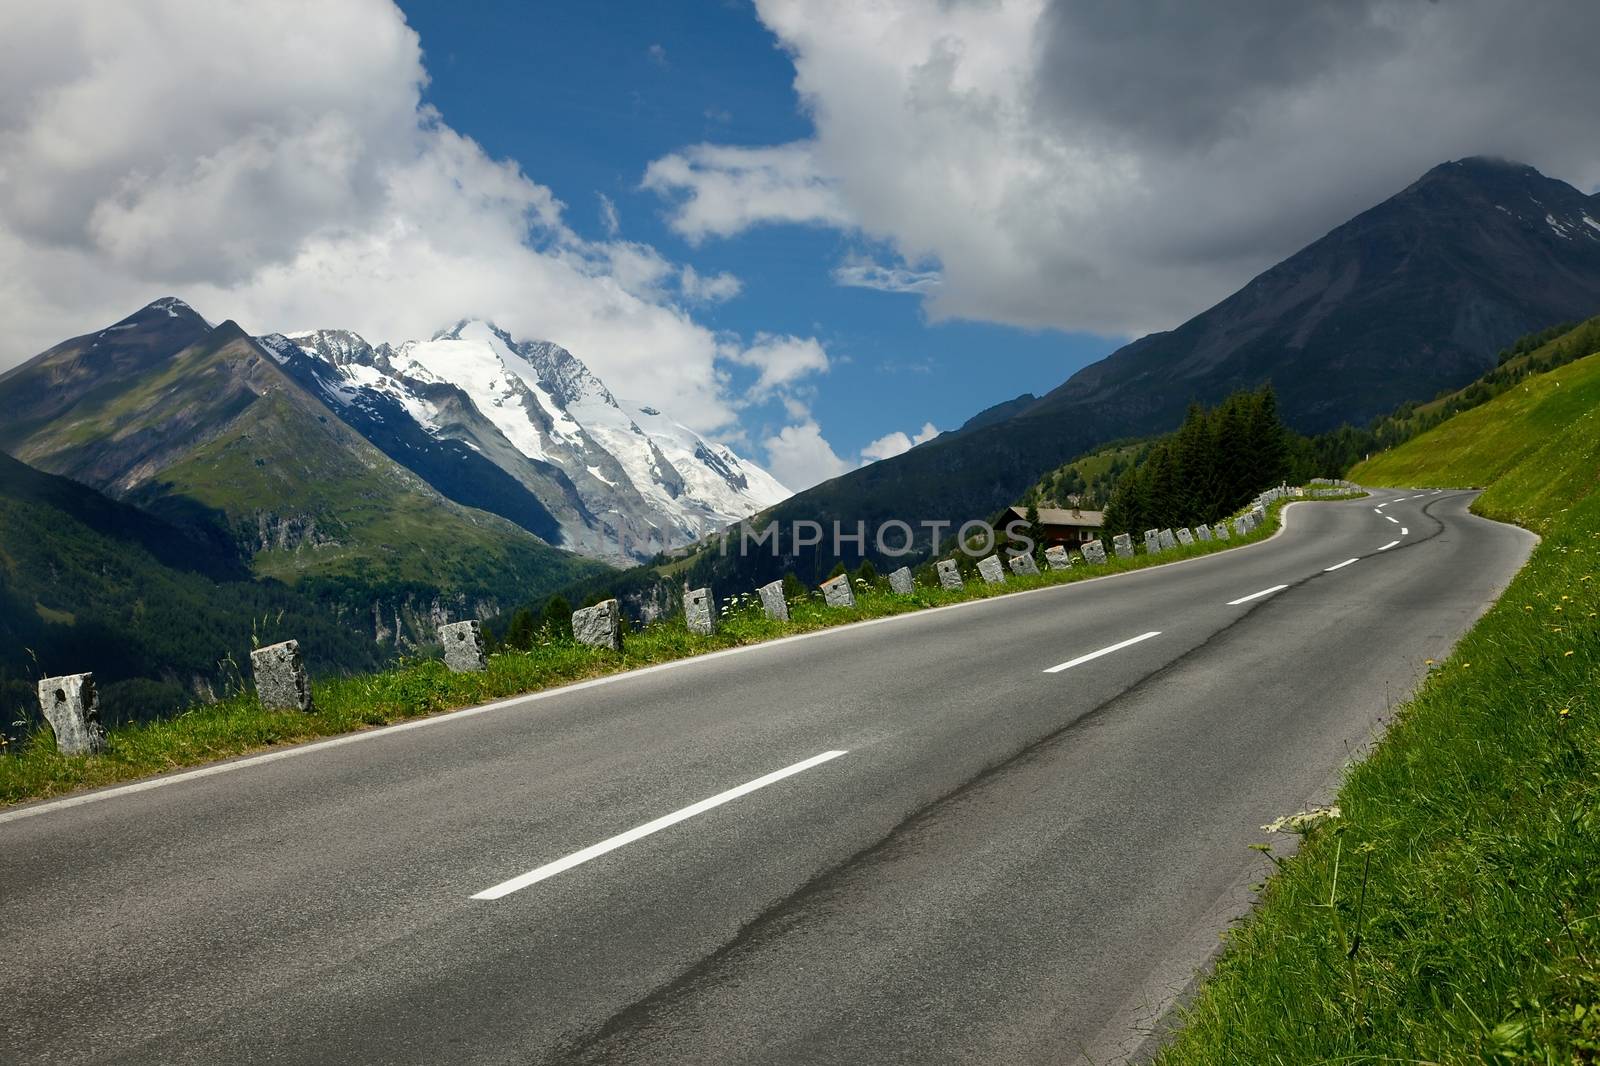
573;599;623;651
758;579;790;621
1113;533;1134;559
36;673;106;755
1144;529;1162;554
1044;545;1071;570
1234;516;1251;537
1159;528;1178;551
1082;539;1108;565
1214;522;1230;541
977;554;1006;584
821;573;857;608
685;587;715;635
888;567;915;595
1195;524;1212;542
439;620;487;672
936;559;964;591
252;639;314;713
1008;551;1040;576
1175;527;1194;546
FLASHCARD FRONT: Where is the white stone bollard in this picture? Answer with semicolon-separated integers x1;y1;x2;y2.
1044;545;1072;570
935;559;964;591
1082;539;1108;565
252;640;313;712
1144;529;1162;554
573;599;623;651
1195;524;1212;542
1214;522;1230;541
37;673;106;755
1008;551;1040;576
758;580;790;621
821;574;857;608
685;587;715;635
1175;527;1194;546
888;567;915;595
1159;528;1178;551
439;620;487;672
977;554;1007;584
1233;516;1251;537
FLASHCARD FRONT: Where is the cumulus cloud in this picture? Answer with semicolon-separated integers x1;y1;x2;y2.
0;0;825;442
766;418;939;490
860;422;939;463
726;333;831;401
679;264;743;303
648;0;1600;336
641;142;851;244
761;420;852;491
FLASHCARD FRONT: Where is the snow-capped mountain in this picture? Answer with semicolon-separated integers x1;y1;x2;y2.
257;321;788;563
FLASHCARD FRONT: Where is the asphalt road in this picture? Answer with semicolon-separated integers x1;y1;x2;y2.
0;490;1535;1065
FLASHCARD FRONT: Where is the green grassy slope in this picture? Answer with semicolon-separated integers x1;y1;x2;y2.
1159;332;1600;1061
1354;345;1600;532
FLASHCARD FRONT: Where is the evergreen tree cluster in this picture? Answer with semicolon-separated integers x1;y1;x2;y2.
1103;387;1290;535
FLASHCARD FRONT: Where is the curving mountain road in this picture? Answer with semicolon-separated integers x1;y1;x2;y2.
0;490;1534;1065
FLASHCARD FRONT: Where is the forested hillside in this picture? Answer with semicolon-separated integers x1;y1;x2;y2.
0;452;384;740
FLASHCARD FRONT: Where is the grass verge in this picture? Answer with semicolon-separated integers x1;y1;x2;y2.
1156;351;1600;1063
1;499;1309;808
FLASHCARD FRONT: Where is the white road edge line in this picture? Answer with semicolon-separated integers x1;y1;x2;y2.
1043;631;1162;674
1324;558;1358;572
1379;540;1400;551
472;750;849;901
1385;515;1400;524
1227;584;1289;606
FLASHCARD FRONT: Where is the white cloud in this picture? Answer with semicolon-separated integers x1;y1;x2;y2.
646;0;1600;336
0;0;824;440
597;193;620;236
833;260;941;294
679;264;743;303
761;420;852;491
641;142;851;244
860;421;938;463
726;333;831;401
647;42;668;68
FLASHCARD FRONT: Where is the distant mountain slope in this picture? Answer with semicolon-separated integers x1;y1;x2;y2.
0;450;383;734
261;320;788;563
0;301;607;641
706;157;1600;585
1030;157;1600;434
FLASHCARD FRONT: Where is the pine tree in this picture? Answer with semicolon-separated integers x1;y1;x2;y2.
540;595;573;640
504;607;536;651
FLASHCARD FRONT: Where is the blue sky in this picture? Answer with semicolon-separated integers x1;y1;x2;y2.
394;0;1115;479
7;1;1598;492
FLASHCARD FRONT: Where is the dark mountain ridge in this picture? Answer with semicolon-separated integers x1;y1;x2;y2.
682;157;1600;587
